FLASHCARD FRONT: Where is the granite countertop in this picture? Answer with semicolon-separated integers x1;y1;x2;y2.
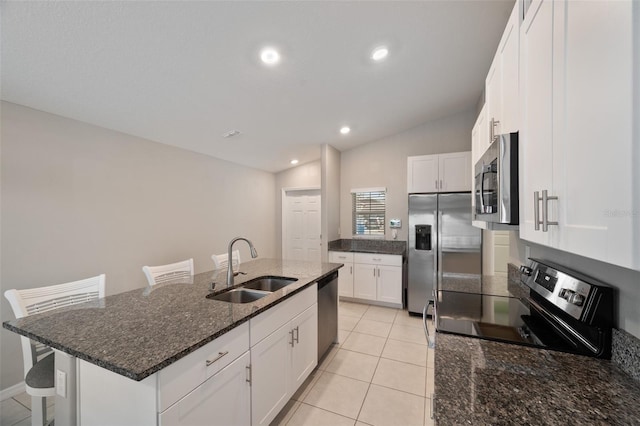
3;258;341;381
434;333;640;425
328;239;406;256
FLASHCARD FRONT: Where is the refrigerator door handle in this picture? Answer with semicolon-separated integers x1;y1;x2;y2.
437;210;443;291
423;300;435;349
433;210;438;294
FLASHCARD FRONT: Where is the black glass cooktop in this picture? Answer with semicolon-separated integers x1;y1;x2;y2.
434;290;575;352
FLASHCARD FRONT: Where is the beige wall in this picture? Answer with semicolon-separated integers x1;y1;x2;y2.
274;160;321;258
339;109;476;240
0;102;277;390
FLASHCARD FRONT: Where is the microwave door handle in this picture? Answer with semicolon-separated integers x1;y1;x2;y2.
479;170;486;213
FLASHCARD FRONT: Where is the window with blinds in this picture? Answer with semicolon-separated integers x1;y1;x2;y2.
352;189;386;237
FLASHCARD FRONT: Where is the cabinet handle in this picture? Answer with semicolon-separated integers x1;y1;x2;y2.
534;191;541;231
440;179;443;190
350;266;352;274
206;351;229;367
373;268;376;277
541;190;558;232
294;326;299;344
246;365;252;384
435;179;438;190
377;268;380;277
289;330;295;347
490;117;500;143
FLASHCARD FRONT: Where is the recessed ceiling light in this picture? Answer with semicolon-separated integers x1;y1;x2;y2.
340;126;351;135
222;130;240;138
290;159;299;165
371;46;389;61
260;47;280;65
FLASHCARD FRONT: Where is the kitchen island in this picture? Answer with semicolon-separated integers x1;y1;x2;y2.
3;258;342;425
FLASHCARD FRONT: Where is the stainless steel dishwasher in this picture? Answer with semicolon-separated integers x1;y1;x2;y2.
317;271;338;361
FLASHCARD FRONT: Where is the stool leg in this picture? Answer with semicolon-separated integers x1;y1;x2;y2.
31;396;47;426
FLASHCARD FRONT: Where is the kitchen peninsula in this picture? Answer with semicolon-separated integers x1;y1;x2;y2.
3;259;342;426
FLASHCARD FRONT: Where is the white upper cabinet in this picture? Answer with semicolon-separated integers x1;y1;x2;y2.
519;0;554;247
407;152;471;193
407;155;439;193
519;0;639;270
485;2;520;139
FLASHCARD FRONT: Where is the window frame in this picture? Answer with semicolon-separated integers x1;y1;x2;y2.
351;187;386;239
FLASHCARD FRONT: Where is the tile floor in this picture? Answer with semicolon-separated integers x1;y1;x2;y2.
0;301;434;426
272;301;436;426
0;393;54;426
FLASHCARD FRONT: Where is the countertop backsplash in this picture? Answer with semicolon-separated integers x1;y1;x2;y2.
508;262;640;384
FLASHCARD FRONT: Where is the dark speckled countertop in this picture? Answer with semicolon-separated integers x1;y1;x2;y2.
3;258;341;381
434;333;640;425
328;239;406;256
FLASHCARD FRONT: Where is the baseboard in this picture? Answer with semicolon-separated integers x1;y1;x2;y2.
0;381;25;401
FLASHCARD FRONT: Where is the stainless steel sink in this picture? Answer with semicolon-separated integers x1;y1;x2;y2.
207;288;270;303
241;276;298;292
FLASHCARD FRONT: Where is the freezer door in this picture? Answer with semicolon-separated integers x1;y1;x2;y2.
437;193;482;284
408;194;437;314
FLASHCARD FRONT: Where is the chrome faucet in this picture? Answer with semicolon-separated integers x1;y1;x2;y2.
227;237;258;287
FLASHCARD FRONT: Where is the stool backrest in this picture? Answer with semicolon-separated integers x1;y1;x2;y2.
211;250;241;270
4;274;106;378
142;258;194;286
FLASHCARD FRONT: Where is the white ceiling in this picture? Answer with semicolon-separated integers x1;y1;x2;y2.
1;1;514;173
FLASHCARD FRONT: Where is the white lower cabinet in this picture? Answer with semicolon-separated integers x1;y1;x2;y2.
328;251;354;298
250;285;318;426
353;253;402;307
159;352;251;426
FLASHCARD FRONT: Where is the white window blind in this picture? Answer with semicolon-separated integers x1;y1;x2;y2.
352;190;386;236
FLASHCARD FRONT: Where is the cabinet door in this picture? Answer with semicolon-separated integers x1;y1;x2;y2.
500;3;520;133
353;263;377;300
160;352;251;426
485;55;502;138
376;265;402;305
438;152;471;192
553;0;636;269
408;155;439;193
519;0;553;246
251;324;291;426
290;304;318;391
329;252;354;297
337;263;354;297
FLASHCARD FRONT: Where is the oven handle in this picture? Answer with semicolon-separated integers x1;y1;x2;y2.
528;298;599;354
479;169;486;214
423;299;436;349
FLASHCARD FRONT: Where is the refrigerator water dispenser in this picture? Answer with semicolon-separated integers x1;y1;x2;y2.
415;225;431;250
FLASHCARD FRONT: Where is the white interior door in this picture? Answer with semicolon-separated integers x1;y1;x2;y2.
283;189;321;262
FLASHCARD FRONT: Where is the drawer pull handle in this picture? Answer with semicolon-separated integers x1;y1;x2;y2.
206;351;229;366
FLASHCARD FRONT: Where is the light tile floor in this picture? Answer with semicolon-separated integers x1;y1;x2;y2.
1;301;435;426
0;394;54;426
273;300;436;426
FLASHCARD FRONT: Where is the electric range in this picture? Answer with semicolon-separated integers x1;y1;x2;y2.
432;258;614;358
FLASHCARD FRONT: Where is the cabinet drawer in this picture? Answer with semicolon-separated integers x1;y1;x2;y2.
158;322;250;412
250;284;317;347
354;253;402;267
329;251;354;263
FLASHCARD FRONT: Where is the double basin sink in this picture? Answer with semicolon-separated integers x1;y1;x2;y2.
207;276;298;304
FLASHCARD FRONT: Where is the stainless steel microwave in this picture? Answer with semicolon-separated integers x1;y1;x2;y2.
474;132;519;227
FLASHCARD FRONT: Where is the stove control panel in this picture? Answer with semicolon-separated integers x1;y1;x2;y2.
520;259;610;322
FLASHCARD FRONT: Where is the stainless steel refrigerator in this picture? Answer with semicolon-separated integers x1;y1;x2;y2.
407;193;482;314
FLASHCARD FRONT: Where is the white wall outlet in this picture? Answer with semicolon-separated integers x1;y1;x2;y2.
56;369;67;398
